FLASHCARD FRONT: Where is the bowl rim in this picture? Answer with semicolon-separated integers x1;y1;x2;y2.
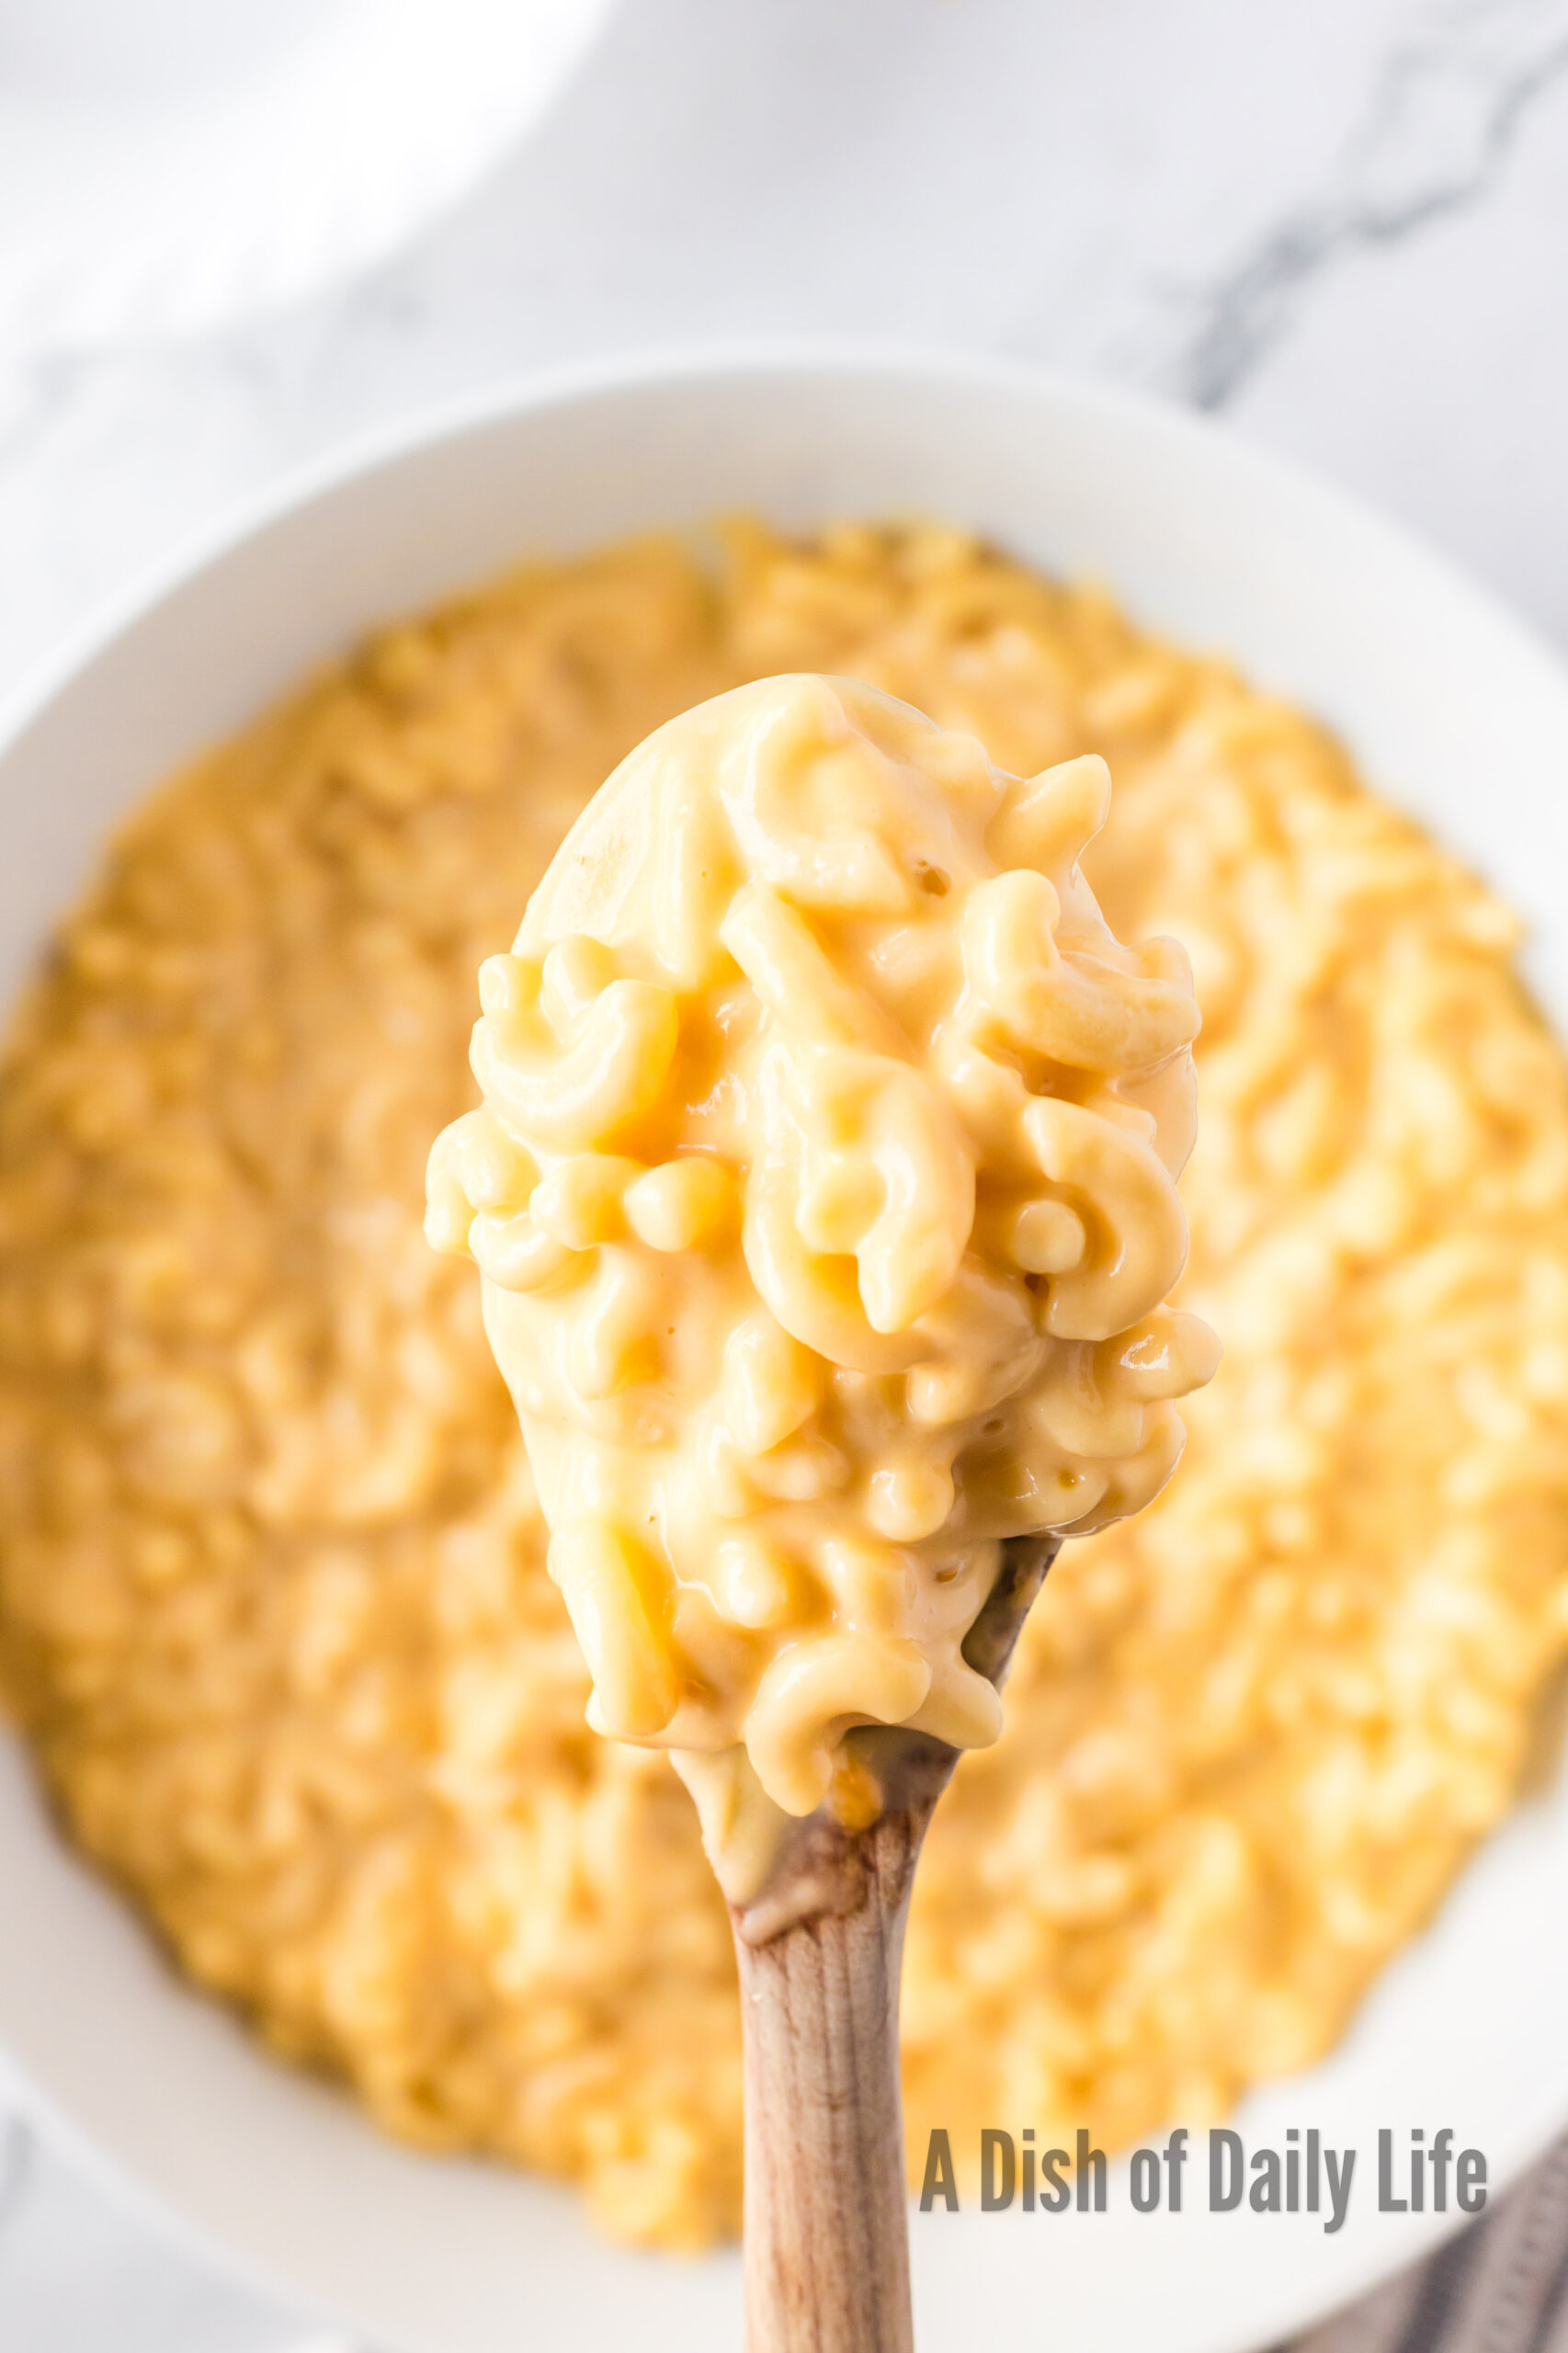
6;335;1568;766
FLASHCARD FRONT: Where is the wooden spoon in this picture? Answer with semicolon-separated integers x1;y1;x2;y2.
731;1532;1060;2353
426;678;1210;2342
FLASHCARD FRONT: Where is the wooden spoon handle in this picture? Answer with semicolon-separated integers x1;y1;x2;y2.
729;1539;1060;2350
735;1810;919;2353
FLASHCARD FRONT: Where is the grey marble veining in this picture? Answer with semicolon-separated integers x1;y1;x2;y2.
1144;0;1568;411
2;1;1567;2345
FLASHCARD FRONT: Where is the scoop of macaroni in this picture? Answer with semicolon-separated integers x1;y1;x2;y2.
427;676;1215;1846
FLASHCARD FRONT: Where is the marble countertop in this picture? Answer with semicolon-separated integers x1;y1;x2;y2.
2;0;1567;2343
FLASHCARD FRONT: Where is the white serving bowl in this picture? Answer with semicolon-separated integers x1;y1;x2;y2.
0;0;619;347
3;350;1568;2353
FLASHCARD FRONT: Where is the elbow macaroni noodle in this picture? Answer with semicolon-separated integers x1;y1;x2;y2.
428;676;1216;1830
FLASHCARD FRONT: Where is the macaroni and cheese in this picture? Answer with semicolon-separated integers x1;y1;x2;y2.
426;676;1214;1874
2;522;1565;2246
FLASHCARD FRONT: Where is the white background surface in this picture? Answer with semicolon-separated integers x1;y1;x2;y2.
2;0;1568;2345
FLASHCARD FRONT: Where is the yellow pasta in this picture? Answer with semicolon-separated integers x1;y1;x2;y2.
0;520;1565;2249
428;676;1214;1852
